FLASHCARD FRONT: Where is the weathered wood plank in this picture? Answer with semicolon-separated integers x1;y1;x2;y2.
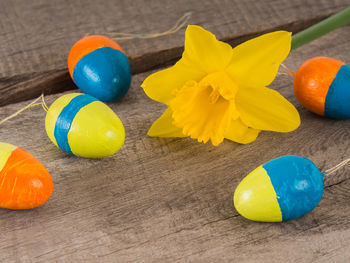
0;0;348;106
0;22;350;262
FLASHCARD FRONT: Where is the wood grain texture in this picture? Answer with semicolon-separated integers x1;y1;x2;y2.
0;0;349;106
1;21;350;262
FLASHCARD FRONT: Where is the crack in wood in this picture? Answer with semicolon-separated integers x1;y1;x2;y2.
0;13;333;107
325;177;350;188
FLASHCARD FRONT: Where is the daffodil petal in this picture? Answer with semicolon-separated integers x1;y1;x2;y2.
142;58;205;105
147;108;186;138
227;31;291;87
224;119;260;144
236;86;300;132
183;25;233;73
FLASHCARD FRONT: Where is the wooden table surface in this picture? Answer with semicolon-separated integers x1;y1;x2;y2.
1;0;350;262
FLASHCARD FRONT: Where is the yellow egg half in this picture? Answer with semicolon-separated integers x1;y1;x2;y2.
234;165;282;222
45;93;125;158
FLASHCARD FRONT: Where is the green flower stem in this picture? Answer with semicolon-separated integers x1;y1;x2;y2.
292;6;350;50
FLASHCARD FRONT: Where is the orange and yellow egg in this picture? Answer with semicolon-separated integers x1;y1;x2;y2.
0;142;53;209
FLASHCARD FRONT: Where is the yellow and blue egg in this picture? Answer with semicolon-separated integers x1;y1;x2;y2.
68;35;131;102
45;93;125;158
234;155;324;222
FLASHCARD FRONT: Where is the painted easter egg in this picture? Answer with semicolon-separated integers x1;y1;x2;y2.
234;155;324;222
0;142;53;209
68;35;131;102
294;56;350;118
45;93;125;158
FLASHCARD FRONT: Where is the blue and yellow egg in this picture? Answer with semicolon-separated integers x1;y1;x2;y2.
68;35;131;102
45;93;125;158
294;56;350;118
234;155;324;222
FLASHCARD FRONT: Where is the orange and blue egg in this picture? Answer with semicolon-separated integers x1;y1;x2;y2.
234;155;324;222
45;93;125;158
0;142;53;209
68;35;131;102
294;56;350;118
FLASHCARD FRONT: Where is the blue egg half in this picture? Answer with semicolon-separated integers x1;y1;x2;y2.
325;64;350;118
72;47;131;102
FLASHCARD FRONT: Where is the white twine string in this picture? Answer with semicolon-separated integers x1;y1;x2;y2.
96;12;192;40
322;158;350;177
277;63;296;79
0;94;48;125
280;63;296;76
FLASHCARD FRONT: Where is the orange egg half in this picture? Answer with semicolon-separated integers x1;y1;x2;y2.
67;35;131;102
0;142;53;209
68;35;124;78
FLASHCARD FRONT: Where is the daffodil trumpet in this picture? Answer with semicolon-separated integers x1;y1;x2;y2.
142;25;300;146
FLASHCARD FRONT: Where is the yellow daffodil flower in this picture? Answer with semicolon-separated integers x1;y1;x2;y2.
141;25;300;146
